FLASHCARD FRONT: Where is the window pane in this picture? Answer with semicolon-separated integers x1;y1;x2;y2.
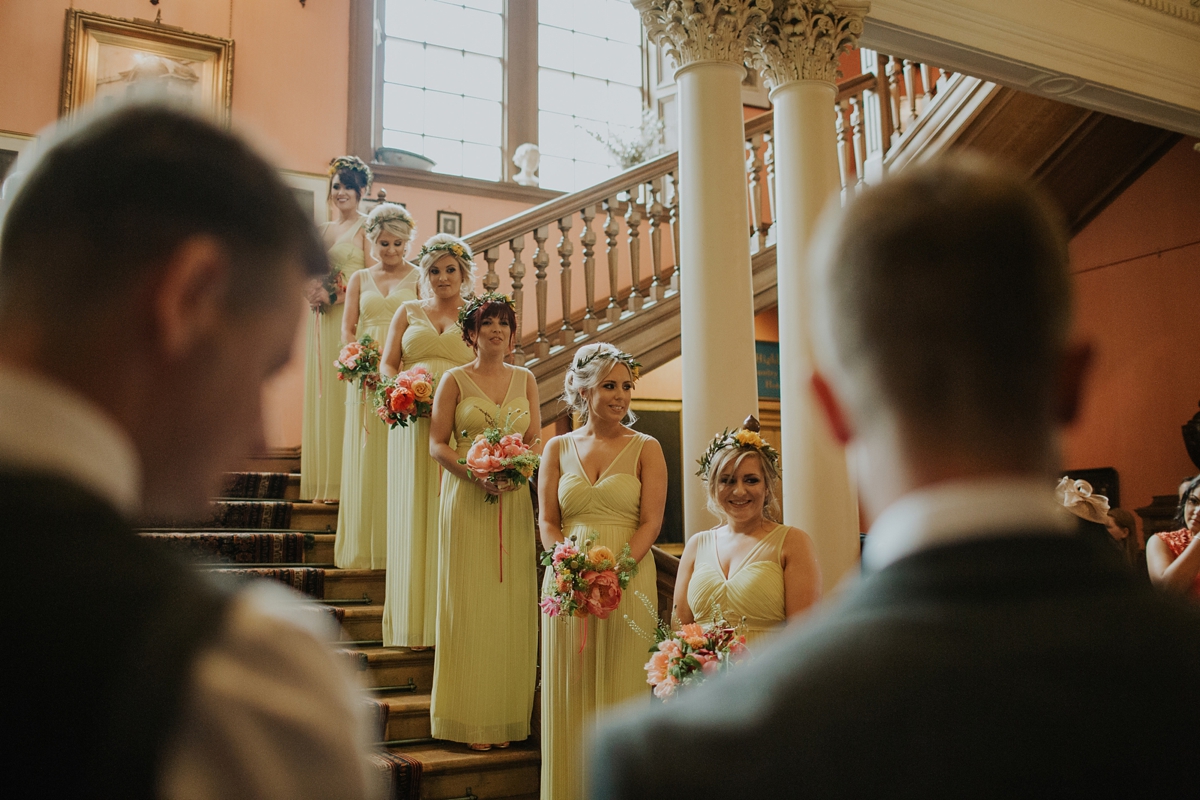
538;110;575;158
385;0;427;39
539;154;574;192
462;142;501;181
383;83;425;133
538;0;574;30
463;98;502;145
459;7;503;57
381;130;425;154
461;0;502;12
424;91;464;140
423;46;463;94
539;25;573;73
538;69;573;113
463;52;503;101
385;38;425;87
423;136;462;175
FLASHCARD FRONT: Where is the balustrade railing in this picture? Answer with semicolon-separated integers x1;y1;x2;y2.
463;52;952;372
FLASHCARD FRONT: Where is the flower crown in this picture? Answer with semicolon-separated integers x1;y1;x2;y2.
328;155;373;188
365;203;415;240
457;292;517;330
573;347;642;382
419;239;472;263
696;416;779;480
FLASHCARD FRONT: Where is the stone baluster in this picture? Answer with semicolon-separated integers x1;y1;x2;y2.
835;99;850;201
763;132;776;242
746;132;767;251
903;59;918;121
850;92;867;194
626;188;644;314
482;246;500;293
647;177;666;303
555;215;575;346
507;235;527;365
579;204;600;335
886;56;903;138
531;225;551;361
920;62;934;101
937;66;954;93
668;171;681;290
603;195;622;324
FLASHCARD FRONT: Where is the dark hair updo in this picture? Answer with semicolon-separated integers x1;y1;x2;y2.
461;296;518;350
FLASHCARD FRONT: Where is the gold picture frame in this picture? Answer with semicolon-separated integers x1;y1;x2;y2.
61;10;234;123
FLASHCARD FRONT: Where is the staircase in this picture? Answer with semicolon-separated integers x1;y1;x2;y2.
463;52;1178;427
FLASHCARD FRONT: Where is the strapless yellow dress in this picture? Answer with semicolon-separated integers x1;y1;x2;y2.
300;217;367;501
382;301;474;648
540;433;659;800
430;366;538;744
686;524;789;646
333;268;417;570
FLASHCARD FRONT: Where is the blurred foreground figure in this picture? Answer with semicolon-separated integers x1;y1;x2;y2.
593;157;1200;798
0;105;377;799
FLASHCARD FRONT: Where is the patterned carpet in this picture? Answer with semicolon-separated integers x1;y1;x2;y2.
209;500;292;529
141;532;308;563
220;567;324;596
369;751;422;800
221;471;291;499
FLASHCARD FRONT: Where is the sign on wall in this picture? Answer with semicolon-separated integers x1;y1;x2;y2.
756;341;780;401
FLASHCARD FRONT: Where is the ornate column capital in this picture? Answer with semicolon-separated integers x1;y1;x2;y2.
749;0;868;89
632;0;773;71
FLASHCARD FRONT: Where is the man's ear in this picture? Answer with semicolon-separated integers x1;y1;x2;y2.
153;236;229;359
1056;341;1093;426
810;370;854;446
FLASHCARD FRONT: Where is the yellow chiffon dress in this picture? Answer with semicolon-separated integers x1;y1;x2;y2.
382;301;474;648
686;523;790;647
333;269;418;570
540;433;659;800
430;366;538;744
300;217;367;502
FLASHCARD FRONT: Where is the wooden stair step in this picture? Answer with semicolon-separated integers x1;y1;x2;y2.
393;740;539;800
220;471;300;500
338;646;435;690
242;446;300;475
290;501;339;532
329;603;384;641
370;689;433;742
325;568;385;603
138;530;317;565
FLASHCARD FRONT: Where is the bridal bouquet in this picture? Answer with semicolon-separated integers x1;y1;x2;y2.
314;267;347;312
459;411;539;504
626;595;749;700
335;335;381;385
374;366;435;428
539;531;638;620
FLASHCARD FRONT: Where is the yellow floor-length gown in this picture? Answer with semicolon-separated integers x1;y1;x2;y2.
382;301;474;647
333;269;418;570
540;433;659;800
686;523;790;647
300;218;367;502
430;366;538;744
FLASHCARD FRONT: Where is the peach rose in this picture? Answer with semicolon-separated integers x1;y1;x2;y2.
579;569;622;619
498;433;526;458
587;545;616;567
389;387;415;415
411;379;433;401
652;675;678;699
646;649;672;686
678;623;707;650
465;437;502;478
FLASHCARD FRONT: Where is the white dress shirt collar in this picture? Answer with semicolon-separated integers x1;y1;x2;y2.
0;366;141;517
861;477;1076;573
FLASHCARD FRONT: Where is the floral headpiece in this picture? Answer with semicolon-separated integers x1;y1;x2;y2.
419;239;472;263
696;416;779;480
457;292;517;331
365;203;415;241
1055;477;1111;525
573;347;642;382
327;155;373;189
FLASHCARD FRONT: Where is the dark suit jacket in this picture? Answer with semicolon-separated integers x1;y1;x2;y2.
593;533;1200;798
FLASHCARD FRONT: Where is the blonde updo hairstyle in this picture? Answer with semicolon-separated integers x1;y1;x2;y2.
417;233;475;299
365;202;416;256
704;445;781;526
563;342;638;425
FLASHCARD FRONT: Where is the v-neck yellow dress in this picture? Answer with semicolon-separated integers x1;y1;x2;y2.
430;366;538;744
301;217;367;502
686;523;790;646
333;268;417;570
382;301;474;648
539;433;659;800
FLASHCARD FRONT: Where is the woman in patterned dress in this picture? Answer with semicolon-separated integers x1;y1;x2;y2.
1148;474;1200;597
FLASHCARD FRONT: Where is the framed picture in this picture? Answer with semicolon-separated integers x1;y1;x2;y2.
279;169;331;227
61;10;234;123
0;130;36;188
437;210;462;237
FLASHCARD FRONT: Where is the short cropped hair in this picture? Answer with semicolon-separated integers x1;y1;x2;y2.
0;104;326;323
811;156;1071;453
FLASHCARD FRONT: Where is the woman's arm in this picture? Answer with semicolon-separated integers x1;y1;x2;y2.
780;526;822;618
672;534;701;626
357;226;378;269
428;372;501;497
537;436;565;551
1147;534;1200;595
627;438;667;564
341;270;363;344
523;369;542;455
380;304;410;379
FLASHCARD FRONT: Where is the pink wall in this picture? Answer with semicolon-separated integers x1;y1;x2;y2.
1064;137;1200;517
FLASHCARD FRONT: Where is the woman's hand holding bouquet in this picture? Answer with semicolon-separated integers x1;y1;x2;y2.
375;366;435;428
458;411;540;504
539;531;638;620
335;335;382;388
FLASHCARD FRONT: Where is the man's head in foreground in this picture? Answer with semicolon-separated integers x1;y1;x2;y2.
0;104;326;518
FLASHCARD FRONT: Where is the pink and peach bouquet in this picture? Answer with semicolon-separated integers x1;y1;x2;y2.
458;411;540;504
626;595;749;701
313;267;348;312
539;531;638;620
335;335;381;385
374;366;435;428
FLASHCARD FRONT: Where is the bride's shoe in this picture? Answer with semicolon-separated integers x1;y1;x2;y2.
495;742;511;749
468;743;492;751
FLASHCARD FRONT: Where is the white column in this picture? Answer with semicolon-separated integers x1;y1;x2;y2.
635;0;766;535
751;0;869;587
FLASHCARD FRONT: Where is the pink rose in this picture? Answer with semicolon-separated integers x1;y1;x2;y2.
646;649;672;685
551;541;578;565
700;656;721;676
652;676;678;699
539;596;562;617
657;638;683;661
465;438;502;478
579;569;622;619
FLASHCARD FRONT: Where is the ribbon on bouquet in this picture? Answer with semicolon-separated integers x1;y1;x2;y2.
497;494;509;582
314;308;324;399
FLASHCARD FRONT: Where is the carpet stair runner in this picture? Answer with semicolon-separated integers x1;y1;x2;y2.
134;469;541;799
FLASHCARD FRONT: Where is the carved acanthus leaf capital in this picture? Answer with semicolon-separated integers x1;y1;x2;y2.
749;0;868;89
633;0;773;71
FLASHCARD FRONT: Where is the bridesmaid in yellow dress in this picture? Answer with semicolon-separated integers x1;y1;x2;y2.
333;203;419;569
429;293;540;750
674;418;822;646
379;234;476;648
537;343;668;800
301;156;374;502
